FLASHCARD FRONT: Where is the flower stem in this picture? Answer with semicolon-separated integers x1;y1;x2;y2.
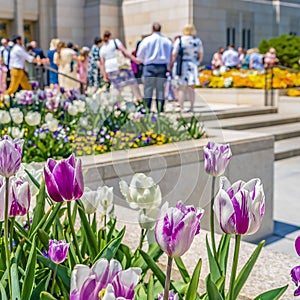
228;235;241;300
163;256;173;300
210;176;218;260
51;264;58;295
67;201;83;263
4;177;12;297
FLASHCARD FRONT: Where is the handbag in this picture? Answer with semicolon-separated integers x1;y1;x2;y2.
113;39;131;70
176;37;183;76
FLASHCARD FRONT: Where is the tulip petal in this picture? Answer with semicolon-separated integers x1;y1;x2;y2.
44;162;64;202
73;158;84;200
70;265;91;297
296;237;300;257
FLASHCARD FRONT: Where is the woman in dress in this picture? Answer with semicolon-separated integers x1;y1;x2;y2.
99;30;141;101
47;38;60;89
170;24;203;112
87;37;102;92
76;47;89;90
54;41;78;91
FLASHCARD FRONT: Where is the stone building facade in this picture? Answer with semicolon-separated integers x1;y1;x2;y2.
0;0;299;63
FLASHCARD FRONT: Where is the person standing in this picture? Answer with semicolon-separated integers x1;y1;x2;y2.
54;41;78;91
211;47;224;70
47;38;60;89
99;30;141;100
136;22;172;112
5;35;38;95
87;37;102;92
0;38;11;87
222;44;239;69
170;24;203;112
76;47;89;89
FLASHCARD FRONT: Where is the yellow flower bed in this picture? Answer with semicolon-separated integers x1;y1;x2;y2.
199;68;300;92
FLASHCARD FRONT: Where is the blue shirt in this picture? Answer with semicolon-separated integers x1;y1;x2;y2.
137;32;172;65
250;53;264;70
222;48;239;67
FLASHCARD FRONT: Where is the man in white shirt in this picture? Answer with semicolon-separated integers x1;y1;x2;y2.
6;35;38;95
137;22;172;112
222;44;239;69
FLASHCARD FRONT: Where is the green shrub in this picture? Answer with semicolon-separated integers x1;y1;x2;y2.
258;34;300;69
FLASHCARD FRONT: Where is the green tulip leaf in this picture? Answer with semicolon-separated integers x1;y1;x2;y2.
21;236;37;300
31;180;46;232
0;281;7;300
43;202;63;233
40;292;58;300
254;285;288;300
24;169;41;189
107;217;117;241
11;262;21;300
206;235;221;282
206;274;224;300
93;227;125;263
78;205;98;259
186;258;202;300
147;274;154;300
36;254;70;290
30;273;52;300
233;240;265;299
37;229;49;248
217;234;231;275
174;256;191;284
132;243;163;272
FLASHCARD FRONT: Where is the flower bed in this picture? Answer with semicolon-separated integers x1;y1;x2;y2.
199;68;300;90
0;88;205;162
0;135;292;299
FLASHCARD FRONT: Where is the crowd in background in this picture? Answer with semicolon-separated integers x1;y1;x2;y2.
0;24;284;112
211;44;279;72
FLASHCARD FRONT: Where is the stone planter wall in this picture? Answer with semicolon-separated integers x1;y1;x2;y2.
197;88;279;107
82;129;274;243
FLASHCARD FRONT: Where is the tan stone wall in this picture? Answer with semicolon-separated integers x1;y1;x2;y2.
122;0;190;51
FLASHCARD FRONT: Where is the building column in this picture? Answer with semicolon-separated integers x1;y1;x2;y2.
13;0;24;37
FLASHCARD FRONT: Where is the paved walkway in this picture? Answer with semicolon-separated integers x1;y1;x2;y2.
265;156;300;258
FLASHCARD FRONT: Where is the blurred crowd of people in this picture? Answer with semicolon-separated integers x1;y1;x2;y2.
210;44;279;72
0;22;205;113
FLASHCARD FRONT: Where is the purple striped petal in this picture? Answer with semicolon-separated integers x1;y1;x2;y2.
295;237;300;257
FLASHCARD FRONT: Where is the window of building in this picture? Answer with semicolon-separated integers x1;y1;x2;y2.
226;27;236;46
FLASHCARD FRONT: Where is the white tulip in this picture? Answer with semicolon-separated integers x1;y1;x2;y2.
138;207;160;230
47;118;59;132
97;186;113;211
25;111;41;126
0;110;11;124
10;108;23;124
119;173;162;210
39;132;46;139
68;104;78;116
81;187;101;214
45;113;54;122
11;127;24;138
73;100;86;113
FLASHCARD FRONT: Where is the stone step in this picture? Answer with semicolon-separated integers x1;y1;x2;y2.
275;136;300;160
244;122;300;141
206;113;300;130
197;106;278;122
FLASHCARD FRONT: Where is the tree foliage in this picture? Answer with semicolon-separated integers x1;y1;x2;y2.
259;34;300;69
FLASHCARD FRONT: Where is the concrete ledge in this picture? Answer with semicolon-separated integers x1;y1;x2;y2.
197;88;279;107
82;129;275;242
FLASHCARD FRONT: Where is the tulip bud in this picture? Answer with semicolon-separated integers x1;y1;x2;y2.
203;141;232;177
25;111;41;126
81;187;100;214
0;135;23;177
214;176;265;235
119;173;161;210
155;201;203;258
48;240;69;264
0;110;11;124
98;186;113;211
44;154;84;202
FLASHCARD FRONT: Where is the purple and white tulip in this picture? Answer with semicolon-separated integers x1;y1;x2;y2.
44;154;84;202
158;290;179;300
291;236;300;296
203;141;232;177
154;201;204;258
48;239;69;264
70;258;141;300
0;135;23;178
214;177;265;235
0;176;30;221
